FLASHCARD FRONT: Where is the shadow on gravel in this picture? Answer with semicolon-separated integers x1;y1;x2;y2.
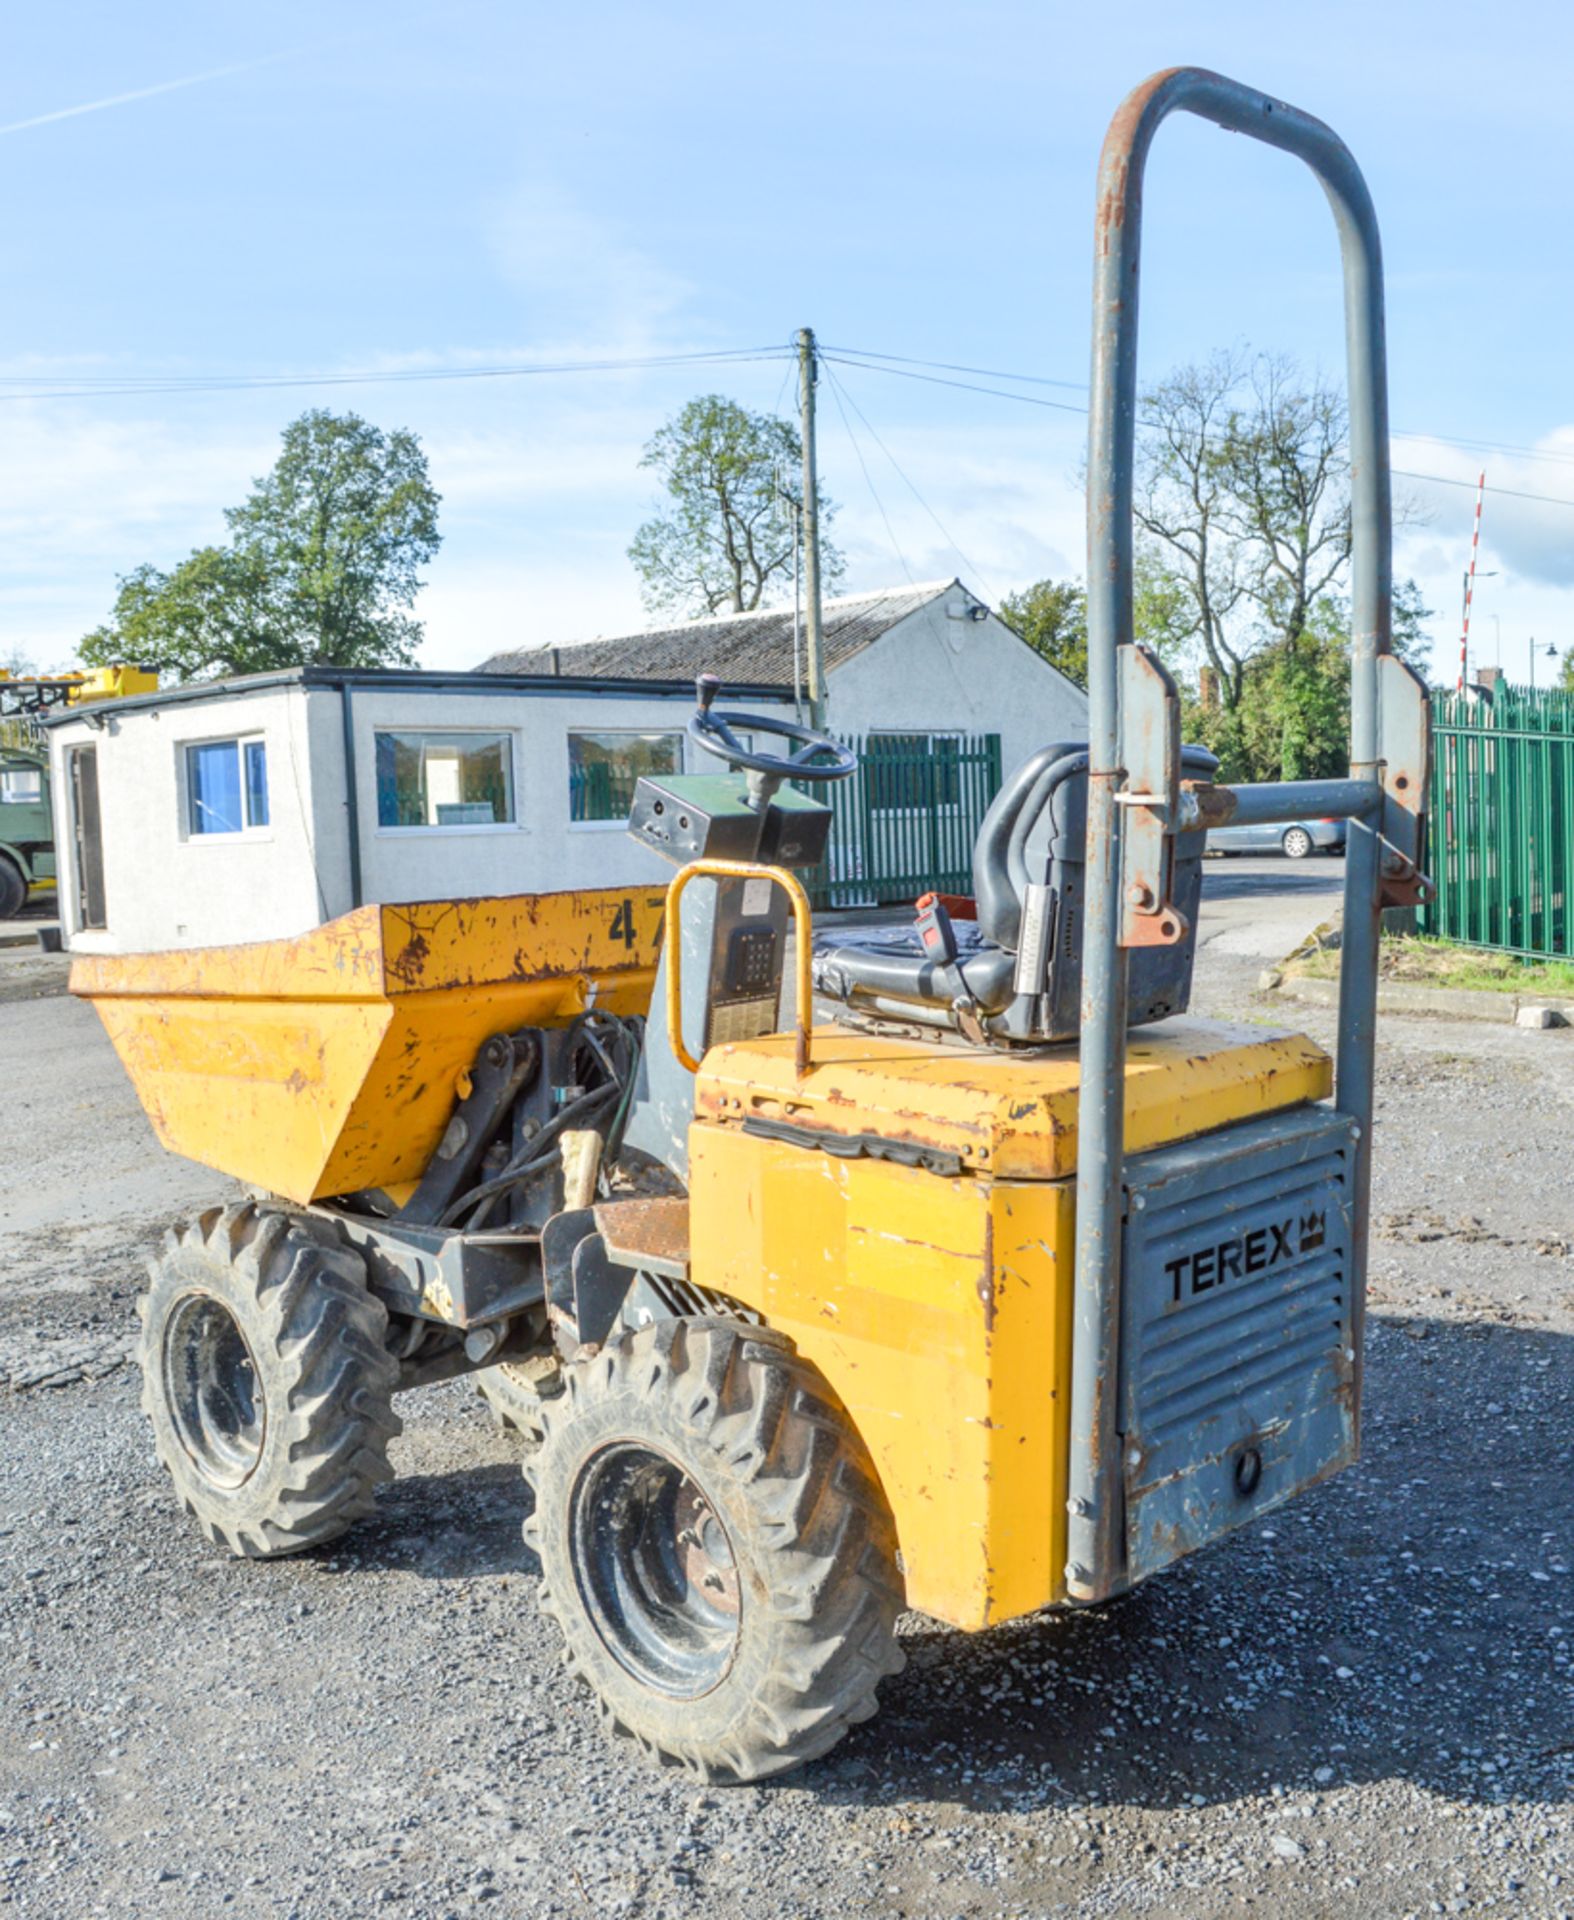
806;1312;1573;1819
344;1460;537;1580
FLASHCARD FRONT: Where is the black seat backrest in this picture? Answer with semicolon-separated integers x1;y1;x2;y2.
971;741;1086;951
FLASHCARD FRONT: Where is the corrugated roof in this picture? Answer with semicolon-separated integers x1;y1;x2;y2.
476;579;969;685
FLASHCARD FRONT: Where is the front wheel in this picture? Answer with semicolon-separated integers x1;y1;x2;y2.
1282;826;1314;859
525;1317;905;1782
0;857;26;921
137;1202;402;1557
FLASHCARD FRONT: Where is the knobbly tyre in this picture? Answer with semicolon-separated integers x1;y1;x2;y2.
75;67;1430;1783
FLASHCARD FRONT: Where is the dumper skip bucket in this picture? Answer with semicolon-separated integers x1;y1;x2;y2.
71;888;666;1204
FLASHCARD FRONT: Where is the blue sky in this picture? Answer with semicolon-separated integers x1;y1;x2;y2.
5;0;1574;686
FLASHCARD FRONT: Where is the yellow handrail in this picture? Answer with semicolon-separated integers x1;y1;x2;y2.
664;859;814;1077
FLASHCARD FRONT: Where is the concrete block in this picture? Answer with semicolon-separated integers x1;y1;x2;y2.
1515;1004;1566;1030
1258;968;1284;991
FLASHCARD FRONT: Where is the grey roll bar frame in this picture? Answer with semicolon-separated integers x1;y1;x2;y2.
1065;68;1429;1603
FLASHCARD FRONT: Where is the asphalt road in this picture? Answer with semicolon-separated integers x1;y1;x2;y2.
1;879;1569;1920
1195;852;1346;962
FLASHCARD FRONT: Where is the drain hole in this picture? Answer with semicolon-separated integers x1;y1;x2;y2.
1233;1447;1263;1498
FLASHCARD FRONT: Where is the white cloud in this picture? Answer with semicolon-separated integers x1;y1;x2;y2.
484;184;696;353
1392;429;1574;682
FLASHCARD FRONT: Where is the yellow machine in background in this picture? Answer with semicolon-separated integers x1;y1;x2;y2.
75;69;1430;1784
0;665;159;711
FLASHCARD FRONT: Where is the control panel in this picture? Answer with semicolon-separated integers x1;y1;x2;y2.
702;875;789;1049
628;774;833;870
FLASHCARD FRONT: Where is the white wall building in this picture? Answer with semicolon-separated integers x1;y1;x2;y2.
46;580;1086;954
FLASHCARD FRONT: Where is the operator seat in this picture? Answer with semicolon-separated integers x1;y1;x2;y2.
812;742;1218;1044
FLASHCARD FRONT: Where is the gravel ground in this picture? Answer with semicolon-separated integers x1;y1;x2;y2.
1;917;1570;1920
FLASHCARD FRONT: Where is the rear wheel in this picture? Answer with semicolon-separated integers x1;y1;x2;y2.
137;1202;402;1557
525;1317;905;1782
0;857;26;920
477;1355;562;1444
1282;826;1314;859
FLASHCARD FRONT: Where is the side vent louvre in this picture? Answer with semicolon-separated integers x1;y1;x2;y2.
1119;1106;1358;1584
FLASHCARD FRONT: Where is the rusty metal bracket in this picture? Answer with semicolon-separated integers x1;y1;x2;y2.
1376;654;1433;908
1115;645;1189;949
595;1196;690;1280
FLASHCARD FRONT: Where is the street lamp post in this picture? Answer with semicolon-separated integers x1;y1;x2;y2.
1529;638;1556;691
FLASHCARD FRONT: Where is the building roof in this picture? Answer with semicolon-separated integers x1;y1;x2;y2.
34;662;793;728
476;580;972;686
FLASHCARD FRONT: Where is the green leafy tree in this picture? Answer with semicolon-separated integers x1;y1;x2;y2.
82;410;441;680
998;579;1086;685
1185;579;1433;783
629;396;843;617
1001;554;1187;690
1559;645;1574;693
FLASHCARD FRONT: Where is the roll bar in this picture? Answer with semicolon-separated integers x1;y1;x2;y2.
1065;68;1430;1603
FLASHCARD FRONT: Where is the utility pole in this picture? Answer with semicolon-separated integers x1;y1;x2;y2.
1457;472;1486;692
797;327;827;729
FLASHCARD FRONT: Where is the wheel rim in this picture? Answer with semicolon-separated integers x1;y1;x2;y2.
569;1442;742;1698
1285;829;1311;857
163;1292;266;1488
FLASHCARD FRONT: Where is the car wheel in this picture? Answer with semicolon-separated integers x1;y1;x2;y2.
0;857;26;920
1282;827;1313;860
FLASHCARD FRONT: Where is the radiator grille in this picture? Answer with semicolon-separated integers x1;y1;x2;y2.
1120;1105;1358;1584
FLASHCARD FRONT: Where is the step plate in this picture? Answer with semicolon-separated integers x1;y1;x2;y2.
1120;1105;1359;1585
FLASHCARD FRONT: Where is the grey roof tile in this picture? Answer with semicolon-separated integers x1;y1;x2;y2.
476;579;966;685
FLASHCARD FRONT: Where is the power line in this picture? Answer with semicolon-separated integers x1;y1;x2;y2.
827;364;1000;602
831;352;1574;517
8;322;1574;517
832;344;1574;478
824;344;1087;393
0;346;791;403
1392;468;1574;511
821;353;1090;416
820;361;916;588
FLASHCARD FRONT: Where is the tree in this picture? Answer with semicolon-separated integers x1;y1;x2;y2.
1185;578;1434;784
1000;554;1186;690
998;579;1086;685
1133;350;1253;707
628;396;843;617
82;410;441;680
1559;646;1574;693
1132;352;1398;710
1215;354;1352;658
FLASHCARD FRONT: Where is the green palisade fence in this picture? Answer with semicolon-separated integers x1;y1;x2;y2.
1421;684;1574;960
802;731;1003;910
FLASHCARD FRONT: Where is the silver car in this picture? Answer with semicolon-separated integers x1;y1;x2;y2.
1206;816;1346;859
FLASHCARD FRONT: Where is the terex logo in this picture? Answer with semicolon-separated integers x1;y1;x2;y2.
1164;1209;1327;1304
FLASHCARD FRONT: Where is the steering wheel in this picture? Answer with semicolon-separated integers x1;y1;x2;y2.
687;674;857;782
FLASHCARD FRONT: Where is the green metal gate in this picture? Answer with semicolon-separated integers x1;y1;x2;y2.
804;731;1003;910
1421;685;1574;959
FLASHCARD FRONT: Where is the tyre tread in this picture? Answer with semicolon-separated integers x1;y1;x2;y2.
137;1201;401;1559
525;1315;904;1783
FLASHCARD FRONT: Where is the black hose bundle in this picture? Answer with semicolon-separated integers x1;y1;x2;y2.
440;1010;643;1231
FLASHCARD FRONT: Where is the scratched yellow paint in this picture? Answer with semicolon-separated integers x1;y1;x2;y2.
688;1123;1076;1630
689;1014;1334;1630
695;1015;1332;1179
72;887;665;1204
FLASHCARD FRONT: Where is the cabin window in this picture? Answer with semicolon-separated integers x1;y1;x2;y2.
186;736;270;836
374;730;516;829
0;767;43;804
568;731;682;825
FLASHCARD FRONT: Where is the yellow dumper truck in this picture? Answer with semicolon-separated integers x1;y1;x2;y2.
75;69;1429;1781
